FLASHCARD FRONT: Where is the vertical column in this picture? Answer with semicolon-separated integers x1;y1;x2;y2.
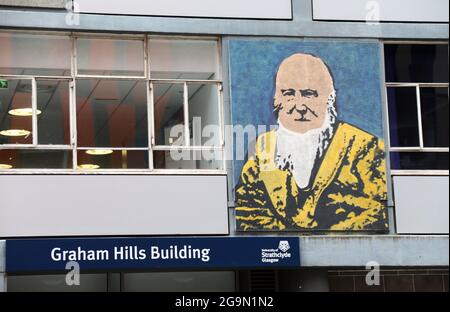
0;240;6;292
0;274;5;292
107;273;121;292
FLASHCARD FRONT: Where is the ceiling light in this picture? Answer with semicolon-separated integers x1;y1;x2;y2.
17;83;56;94
86;149;114;156
0;164;13;169
9;108;42;117
77;164;100;170
0;129;31;137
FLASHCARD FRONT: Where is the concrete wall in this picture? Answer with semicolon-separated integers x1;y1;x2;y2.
299;235;449;267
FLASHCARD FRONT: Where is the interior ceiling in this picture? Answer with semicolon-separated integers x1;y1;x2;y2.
153;72;213;127
0;70;214;146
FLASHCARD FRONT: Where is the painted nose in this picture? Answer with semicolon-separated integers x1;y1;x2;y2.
297;107;308;115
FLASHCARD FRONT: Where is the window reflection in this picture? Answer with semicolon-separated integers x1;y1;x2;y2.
76;79;148;148
390;152;449;170
420;87;449;148
387;87;420;148
149;39;219;80
77;38;145;76
385;44;449;83
37;79;71;145
0;34;223;171
0;33;71;76
77;150;148;169
0;149;72;169
154;150;222;170
153;83;185;146
0;79;33;145
188;83;220;146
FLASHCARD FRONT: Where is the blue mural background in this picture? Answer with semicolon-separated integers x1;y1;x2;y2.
229;39;384;187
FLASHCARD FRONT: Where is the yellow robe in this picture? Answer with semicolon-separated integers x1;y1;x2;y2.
235;122;388;231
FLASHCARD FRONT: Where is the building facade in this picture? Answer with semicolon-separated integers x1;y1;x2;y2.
0;0;448;292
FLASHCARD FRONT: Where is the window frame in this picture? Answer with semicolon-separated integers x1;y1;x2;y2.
383;41;449;176
148;36;225;172
0;31;226;174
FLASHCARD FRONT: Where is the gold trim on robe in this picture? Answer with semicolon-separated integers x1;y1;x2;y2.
236;122;388;231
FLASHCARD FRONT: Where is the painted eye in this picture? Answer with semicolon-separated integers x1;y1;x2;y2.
281;89;296;97
301;89;319;98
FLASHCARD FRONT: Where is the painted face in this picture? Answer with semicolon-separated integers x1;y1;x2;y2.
274;54;335;134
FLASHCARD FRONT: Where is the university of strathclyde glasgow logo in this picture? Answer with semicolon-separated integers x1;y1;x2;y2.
278;241;290;253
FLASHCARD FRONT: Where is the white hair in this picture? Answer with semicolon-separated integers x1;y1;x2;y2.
317;90;337;158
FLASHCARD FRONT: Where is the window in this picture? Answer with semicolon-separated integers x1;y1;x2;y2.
7;274;107;292
76;38;145;77
384;43;449;172
149;38;223;170
122;271;236;292
0;33;71;76
0;32;224;172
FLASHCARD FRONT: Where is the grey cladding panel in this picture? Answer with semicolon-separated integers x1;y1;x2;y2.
313;0;449;23
0;175;229;237
393;176;449;234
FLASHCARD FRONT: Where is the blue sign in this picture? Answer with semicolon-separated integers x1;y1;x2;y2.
6;237;300;273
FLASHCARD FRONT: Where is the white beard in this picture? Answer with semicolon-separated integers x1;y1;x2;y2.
275;93;337;189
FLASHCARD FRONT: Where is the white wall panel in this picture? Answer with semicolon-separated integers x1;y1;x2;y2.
393;176;449;234
313;0;449;23
0;175;229;237
76;0;292;19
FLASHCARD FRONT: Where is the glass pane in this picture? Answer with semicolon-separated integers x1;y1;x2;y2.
7;274;107;292
77;150;148;170
149;39;219;80
390;152;449;170
154;149;222;170
0;149;72;169
188;83;220;146
153;83;185;146
0;33;71;76
387;87;420;147
420;87;449;148
76;79;148;148
77;38;145;76
0;79;32;145
37;80;71;145
123;272;235;292
385;44;449;83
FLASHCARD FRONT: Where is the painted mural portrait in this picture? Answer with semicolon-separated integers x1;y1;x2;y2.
233;42;388;232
